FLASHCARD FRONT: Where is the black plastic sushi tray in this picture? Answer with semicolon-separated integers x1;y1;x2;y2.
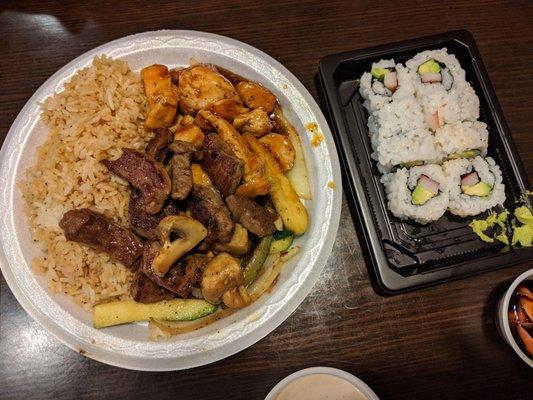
316;30;533;294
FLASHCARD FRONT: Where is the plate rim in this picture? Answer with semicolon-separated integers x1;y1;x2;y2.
0;29;342;371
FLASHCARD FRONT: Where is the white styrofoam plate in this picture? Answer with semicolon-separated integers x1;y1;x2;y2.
0;30;341;371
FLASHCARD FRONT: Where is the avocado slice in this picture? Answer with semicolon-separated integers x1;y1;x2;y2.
371;67;390;80
447;149;481;160
411;185;436;205
461;181;492;197
399;160;424;168
418;59;441;74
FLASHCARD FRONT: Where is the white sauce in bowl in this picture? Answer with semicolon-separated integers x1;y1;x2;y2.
275;373;368;400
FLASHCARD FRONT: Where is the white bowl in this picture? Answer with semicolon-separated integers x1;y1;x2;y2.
495;268;533;367
0;30;342;370
265;367;380;400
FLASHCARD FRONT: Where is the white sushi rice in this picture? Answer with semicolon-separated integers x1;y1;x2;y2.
443;156;506;216
435;121;489;157
359;61;414;114
381;164;449;224
405;48;479;126
373;127;443;172
369;96;425;138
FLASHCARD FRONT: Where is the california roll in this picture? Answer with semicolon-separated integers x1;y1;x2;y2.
381;164;449;224
443;156;506;216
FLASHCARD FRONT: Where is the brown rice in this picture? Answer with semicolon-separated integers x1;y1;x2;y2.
20;56;152;309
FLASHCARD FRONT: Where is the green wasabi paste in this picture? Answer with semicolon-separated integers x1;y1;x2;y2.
469;211;509;244
512;224;533;247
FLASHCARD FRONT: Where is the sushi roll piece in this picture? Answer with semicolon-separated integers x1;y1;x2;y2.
381;164;449;224
367;96;426;152
369;96;425;138
359;61;414;114
435;121;489;160
373;127;443;172
443;156;506;217
406;48;480;127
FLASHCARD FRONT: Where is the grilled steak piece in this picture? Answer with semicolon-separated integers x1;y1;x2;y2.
201;134;243;197
59;208;143;267
168;140;194;201
225;195;276;237
142;241;208;298
189;184;234;243
131;270;175;303
103;149;170;215
129;190;180;240
145;129;173;162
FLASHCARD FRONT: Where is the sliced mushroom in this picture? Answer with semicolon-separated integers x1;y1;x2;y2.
152;215;207;276
201;253;244;305
103;149;171;215
233;109;273;137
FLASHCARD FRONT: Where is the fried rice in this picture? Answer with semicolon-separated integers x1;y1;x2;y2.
20;56;152;310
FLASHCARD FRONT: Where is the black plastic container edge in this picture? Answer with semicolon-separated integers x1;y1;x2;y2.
316;30;533;295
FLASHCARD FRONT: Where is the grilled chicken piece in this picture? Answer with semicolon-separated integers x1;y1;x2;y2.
201;253;243;304
169;68;181;85
168;140;195;201
201;253;250;308
207;99;248;122
233;109;273;137
177;65;241;115
201;134;243;197
141;241;208;298
189;184;235;243
103;149;171;215
129;191;179;240
225;195;277;237
236;81;277;113
59;208;143;267
259;133;295;172
213;65;246;86
141;64;179;129
172;123;205;148
131;270;174;303
145;129;173;162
